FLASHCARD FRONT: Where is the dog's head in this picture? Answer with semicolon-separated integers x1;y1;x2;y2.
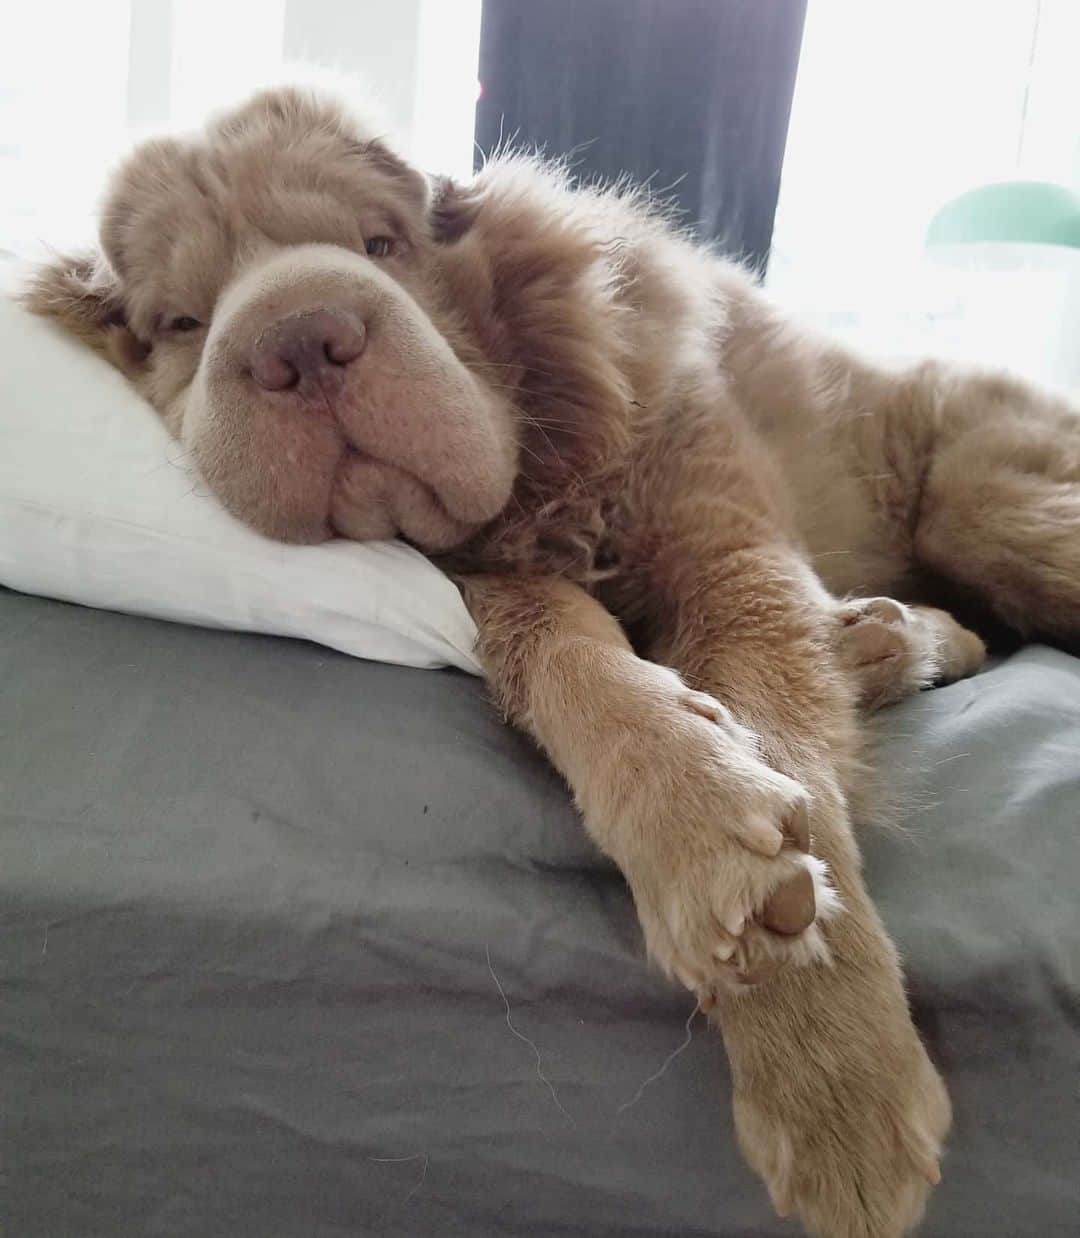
25;87;518;550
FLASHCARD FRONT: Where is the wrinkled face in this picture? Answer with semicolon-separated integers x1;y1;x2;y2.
98;88;517;550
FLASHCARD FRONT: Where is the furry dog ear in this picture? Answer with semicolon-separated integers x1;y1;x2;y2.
212;84;349;143
20;251;149;376
213;84;432;213
351;137;431;213
429;176;483;243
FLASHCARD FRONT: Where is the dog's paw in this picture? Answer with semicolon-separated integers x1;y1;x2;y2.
835;596;985;710
731;997;951;1238
597;681;839;997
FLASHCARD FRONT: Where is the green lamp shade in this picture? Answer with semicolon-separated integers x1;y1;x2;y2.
927;181;1080;250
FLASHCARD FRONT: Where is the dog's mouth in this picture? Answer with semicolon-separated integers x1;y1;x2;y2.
191;250;521;552
328;446;482;551
311;350;516;550
240;368;491;550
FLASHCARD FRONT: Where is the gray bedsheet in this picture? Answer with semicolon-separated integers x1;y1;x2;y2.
2;586;1078;1237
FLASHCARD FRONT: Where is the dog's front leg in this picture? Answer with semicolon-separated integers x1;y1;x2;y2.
459;573;830;995
650;544;950;1237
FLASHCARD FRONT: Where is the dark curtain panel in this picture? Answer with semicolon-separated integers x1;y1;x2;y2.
475;0;807;272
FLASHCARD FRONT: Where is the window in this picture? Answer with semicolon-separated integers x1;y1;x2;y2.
768;0;1080;365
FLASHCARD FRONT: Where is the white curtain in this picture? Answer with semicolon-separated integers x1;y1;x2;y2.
0;0;481;257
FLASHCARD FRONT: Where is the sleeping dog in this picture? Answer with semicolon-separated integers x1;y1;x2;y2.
26;86;1080;1237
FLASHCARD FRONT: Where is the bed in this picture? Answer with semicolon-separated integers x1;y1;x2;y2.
3;583;1078;1236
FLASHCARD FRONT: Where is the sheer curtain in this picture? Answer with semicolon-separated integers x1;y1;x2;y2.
0;0;481;258
767;0;1080;369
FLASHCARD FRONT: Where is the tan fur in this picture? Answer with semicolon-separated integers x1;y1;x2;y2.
23;85;1080;1237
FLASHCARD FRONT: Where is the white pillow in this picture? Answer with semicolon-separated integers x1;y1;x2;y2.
0;264;483;675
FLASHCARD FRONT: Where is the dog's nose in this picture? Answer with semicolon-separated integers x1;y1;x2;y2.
250;309;366;392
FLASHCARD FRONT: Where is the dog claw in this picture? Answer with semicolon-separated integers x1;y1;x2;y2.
768;1184;793;1219
738;816;784;857
783;799;811;852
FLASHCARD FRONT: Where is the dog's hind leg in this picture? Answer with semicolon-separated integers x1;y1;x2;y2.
911;371;1080;647
729;294;1080;649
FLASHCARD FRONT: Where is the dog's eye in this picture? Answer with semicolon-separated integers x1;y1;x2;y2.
169;316;202;333
365;236;395;258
